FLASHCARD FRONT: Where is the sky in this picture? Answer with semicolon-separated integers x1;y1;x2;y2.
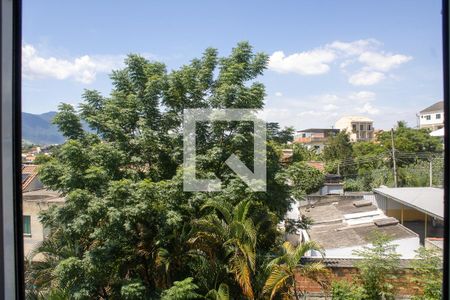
23;0;443;130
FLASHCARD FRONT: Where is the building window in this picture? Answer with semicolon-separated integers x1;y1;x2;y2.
360;124;364;130
368;124;372;130
352;124;357;132
436;113;441;119
23;216;31;236
425;115;431;120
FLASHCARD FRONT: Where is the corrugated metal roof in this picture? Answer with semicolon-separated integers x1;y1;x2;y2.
374;187;444;220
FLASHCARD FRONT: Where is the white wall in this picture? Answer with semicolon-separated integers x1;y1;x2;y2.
419;111;444;127
307;237;420;259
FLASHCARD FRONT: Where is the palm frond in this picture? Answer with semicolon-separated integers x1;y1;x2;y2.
263;265;291;300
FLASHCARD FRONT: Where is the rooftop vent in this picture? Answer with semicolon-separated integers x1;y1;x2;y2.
374;218;399;227
353;200;372;208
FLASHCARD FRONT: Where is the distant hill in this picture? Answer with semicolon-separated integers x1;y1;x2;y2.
22;111;65;145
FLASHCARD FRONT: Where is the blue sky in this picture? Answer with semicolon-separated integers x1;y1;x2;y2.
23;0;443;130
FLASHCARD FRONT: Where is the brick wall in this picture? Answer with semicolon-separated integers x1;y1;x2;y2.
295;266;419;298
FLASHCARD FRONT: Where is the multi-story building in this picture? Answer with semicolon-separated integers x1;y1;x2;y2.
293;128;339;153
334;116;374;142
418;101;444;131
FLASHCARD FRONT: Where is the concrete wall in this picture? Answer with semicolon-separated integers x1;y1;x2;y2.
308;237;420;259
23;200;63;259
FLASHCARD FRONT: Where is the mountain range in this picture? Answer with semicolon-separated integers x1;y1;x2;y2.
22;111;65;145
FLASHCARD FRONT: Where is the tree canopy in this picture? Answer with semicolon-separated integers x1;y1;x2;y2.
28;42;309;299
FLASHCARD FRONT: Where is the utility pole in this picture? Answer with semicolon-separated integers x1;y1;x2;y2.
391;128;398;188
429;159;433;187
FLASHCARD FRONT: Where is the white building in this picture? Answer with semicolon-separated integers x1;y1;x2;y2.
418;101;444;131
334;116;374;142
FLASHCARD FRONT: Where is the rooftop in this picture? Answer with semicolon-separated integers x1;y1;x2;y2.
22;164;39;191
335;116;373;123
374;187;444;220
296;128;340;133
22;189;65;203
420;101;444;114
301;197;418;249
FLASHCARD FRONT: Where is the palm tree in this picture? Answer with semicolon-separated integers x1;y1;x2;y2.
190;199;257;299
205;283;230;300
263;241;330;300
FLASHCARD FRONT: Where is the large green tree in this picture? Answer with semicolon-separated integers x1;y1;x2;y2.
30;43;292;299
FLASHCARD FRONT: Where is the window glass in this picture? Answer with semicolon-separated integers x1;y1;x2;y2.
23;216;31;236
22;1;445;299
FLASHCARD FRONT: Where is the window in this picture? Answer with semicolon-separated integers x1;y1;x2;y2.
360;124;364;131
368;124;372;130
352;124;357;132
436;113;441;119
425;115;431;120
23;216;31;236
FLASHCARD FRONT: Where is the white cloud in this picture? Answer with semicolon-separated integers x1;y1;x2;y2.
22;44;125;84
268;49;336;75
356;102;380;115
269;39;412;87
329;38;380;56
349;91;376;102
358;51;412;72
275;91;283;97
324;103;338;111
348;70;385;86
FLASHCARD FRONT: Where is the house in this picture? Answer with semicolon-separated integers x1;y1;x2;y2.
334;116;374;142
22;165;43;192
293;128;339;153
22;189;65;260
373;187;444;246
22;164;65;260
417;101;444;131
300;195;420;259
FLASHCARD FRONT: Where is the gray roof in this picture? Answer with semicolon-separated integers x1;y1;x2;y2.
420;101;444;113
301;197;377;224
307;221;417;249
302;197;418;249
374;187;443;220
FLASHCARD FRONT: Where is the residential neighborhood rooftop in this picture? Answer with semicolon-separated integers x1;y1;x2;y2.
374;187;444;220
419;100;444;113
301;197;418;251
307;221;417;249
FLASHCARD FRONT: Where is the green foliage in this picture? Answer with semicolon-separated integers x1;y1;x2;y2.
263;241;329;299
410;247;443;300
323;131;355;176
161;278;202;300
267;122;295;144
331;280;366;300
276;161;324;200
343;178;365;192
28;43;293;299
205;283;230;300
52;103;84;140
377;123;442;166
121;281;147;300
353;232;401;300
